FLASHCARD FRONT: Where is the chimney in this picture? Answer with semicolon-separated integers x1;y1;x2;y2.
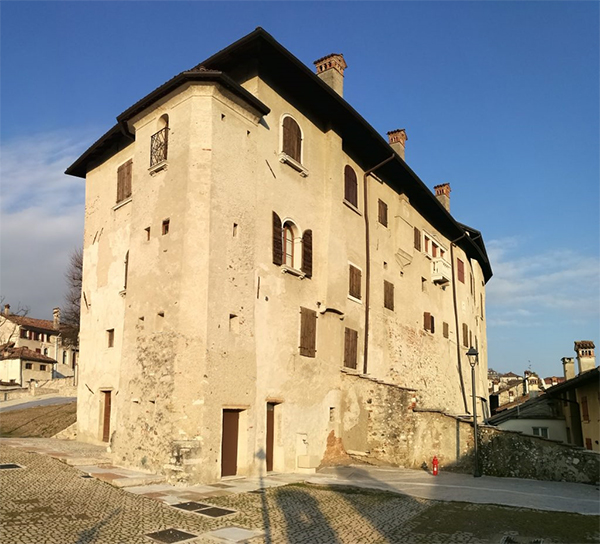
53;307;61;330
314;54;347;97
562;357;575;381
574;340;596;374
3;304;10;316
387;129;408;161
434;183;451;212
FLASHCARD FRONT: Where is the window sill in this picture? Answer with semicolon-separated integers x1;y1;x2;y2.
278;153;309;177
341;367;360;375
281;265;306;279
347;294;362;305
149;160;168;176
113;198;132;211
343;200;361;216
119;289;126;297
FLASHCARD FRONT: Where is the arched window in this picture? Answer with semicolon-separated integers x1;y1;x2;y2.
282;116;302;163
344;165;358;208
283;224;295;267
151;115;169;167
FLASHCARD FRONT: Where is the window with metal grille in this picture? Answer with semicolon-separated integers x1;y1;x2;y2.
282;116;302;163
116;160;132;203
384;280;394;311
457;258;465;283
344;327;358;369
349;265;362;300
344;165;358;208
299;307;317;358
378;199;388;227
150;127;169;167
581;396;589;421
414;227;421;251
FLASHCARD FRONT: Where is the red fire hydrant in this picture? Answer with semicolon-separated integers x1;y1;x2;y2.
432;456;439;476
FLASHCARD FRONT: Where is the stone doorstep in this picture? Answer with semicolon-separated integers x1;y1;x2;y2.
108;474;166;488
61;456;111;466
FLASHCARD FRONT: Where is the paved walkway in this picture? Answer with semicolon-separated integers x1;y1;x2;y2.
0;394;76;412
2;437;598;515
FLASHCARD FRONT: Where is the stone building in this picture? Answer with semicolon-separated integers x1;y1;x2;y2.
66;28;492;483
0;305;78;381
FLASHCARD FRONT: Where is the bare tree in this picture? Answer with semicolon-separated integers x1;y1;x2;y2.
0;296;30;345
62;248;83;334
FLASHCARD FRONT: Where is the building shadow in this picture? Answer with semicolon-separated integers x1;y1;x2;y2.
75;507;121;544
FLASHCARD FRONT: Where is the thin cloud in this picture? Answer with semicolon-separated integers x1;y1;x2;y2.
1;130;90;317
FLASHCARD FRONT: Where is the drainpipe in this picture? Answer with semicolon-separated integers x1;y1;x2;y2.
362;155;395;375
450;234;469;413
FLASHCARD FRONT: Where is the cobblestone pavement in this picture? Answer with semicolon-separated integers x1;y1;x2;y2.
1;448;598;544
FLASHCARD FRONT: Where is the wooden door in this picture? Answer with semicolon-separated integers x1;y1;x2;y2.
221;410;239;477
102;391;111;442
266;403;275;472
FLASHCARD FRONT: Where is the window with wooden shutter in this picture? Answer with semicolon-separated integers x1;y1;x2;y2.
302;229;313;278
272;212;283;266
282;116;302;163
414;227;421;251
299;307;317;358
457;258;465;283
116;160;132;203
344;165;358;208
344;327;358;369
384;280;394;311
581;396;589;421
585;438;593;450
462;323;469;347
378;199;388;227
443;322;449;339
349;265;362;300
424;312;432;332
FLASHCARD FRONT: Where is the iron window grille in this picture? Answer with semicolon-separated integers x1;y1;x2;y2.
150;127;169;167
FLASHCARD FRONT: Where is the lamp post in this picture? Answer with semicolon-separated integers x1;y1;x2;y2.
466;347;481;477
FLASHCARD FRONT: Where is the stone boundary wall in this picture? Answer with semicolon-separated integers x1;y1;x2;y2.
337;373;599;484
32;377;77;397
0;388;30;402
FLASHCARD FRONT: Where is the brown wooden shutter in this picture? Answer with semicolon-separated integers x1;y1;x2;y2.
469;329;473;347
443;322;449;338
585;438;593;450
344;327;358;369
430;315;435;334
283;117;301;162
414;227;421;251
424;312;431;331
116;164;124;203
349;265;361;299
344;165;358;207
124;160;132;200
301;229;313;278
462;323;469;347
378;199;388;227
272;212;283;266
299;307;317;358
457;258;465;283
581;396;589;421
384;280;394;310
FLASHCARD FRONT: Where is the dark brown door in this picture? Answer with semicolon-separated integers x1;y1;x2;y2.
221;410;239;477
102;391;111;442
266;403;275;472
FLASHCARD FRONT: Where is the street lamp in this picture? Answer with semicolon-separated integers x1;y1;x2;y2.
466;347;481;478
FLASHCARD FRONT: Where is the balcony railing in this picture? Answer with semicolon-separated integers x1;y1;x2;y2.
431;258;452;285
150;127;169;167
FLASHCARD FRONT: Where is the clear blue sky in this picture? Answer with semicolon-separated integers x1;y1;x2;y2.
1;2;598;378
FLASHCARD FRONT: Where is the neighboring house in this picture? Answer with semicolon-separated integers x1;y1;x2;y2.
66;28;492;483
545;342;599;451
0;305;78;380
0;343;55;385
488;393;567;442
541;376;565;390
490;341;599;451
489;370;542;414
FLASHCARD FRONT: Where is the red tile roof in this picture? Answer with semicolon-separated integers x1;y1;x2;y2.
0;343;56;363
4;314;56;332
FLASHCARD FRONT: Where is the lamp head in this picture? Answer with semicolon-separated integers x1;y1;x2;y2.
466;347;479;368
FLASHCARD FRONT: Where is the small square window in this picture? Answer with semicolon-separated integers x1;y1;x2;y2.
107;329;115;348
25;363;32;370
40;365;47;371
162;220;170;236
